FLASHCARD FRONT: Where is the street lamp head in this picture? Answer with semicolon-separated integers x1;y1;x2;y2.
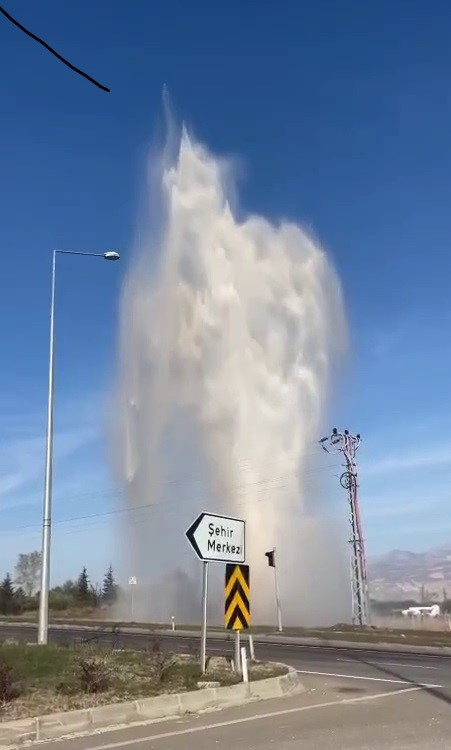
103;251;120;261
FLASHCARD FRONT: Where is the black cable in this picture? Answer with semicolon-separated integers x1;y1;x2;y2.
0;5;110;92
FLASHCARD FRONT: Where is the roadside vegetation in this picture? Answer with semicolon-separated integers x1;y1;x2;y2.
0;641;286;722
0;551;119;617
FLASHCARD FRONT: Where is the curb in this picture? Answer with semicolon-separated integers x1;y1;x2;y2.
0;665;304;747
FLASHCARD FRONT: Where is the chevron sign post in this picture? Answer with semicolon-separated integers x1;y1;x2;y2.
225;564;250;673
225;564;250;630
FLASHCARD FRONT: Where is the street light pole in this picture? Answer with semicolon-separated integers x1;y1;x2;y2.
37;250;57;646
37;249;120;646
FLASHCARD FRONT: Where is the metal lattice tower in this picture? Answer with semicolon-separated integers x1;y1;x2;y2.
319;428;369;626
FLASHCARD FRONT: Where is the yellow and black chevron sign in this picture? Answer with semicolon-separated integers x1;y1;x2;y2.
224;564;250;630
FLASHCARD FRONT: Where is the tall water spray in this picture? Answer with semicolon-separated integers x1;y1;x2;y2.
116;129;350;625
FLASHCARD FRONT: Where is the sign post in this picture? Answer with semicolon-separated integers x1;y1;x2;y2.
200;561;209;674
234;629;241;673
128;576;137;621
186;512;246;674
224;563;250;673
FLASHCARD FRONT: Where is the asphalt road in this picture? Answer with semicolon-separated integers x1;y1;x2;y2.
30;680;451;750
3;624;451;748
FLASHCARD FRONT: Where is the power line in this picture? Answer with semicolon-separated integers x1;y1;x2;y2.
18;447;335;508
0;5;110;92
1;462;341;537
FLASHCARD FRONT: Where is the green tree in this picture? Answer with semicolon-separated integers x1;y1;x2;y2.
14;551;42;597
0;574;15;615
101;565;117;605
13;586;29;614
49;584;73;612
62;580;76;595
90;582;101;608
76;567;90;605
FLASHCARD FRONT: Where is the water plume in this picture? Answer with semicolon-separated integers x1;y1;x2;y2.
115;127;350;625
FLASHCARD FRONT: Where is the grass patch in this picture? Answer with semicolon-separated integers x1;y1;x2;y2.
0;644;201;721
0;644;286;722
248;663;287;681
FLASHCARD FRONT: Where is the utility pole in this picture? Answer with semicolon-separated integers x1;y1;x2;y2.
265;549;283;632
319;428;369;626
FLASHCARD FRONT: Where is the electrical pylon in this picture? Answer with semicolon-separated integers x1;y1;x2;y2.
319;428;369;626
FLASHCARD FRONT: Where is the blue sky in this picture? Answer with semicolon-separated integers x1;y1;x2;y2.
1;0;451;585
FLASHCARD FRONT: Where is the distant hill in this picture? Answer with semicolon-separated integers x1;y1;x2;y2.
369;546;451;601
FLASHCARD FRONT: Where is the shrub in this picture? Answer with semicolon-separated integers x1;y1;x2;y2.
48;591;73;611
0;659;20;704
148;641;175;683
55;678;78;696
77;656;110;694
20;596;39;612
188;642;200;662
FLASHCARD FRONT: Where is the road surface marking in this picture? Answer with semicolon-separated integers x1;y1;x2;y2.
295;669;442;688
337;658;438;670
247;641;451;661
76;687;421;749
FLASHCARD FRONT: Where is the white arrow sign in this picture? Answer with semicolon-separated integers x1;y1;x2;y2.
185;512;245;564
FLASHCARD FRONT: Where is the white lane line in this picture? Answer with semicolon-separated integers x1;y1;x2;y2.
296;669;442;688
336;658;438;670
247;640;450;661
77;686;422;750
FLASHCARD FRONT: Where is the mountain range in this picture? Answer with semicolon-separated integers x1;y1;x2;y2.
368;546;451;601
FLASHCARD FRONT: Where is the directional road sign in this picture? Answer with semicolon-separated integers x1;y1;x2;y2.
185;512;245;564
225;564;250;630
